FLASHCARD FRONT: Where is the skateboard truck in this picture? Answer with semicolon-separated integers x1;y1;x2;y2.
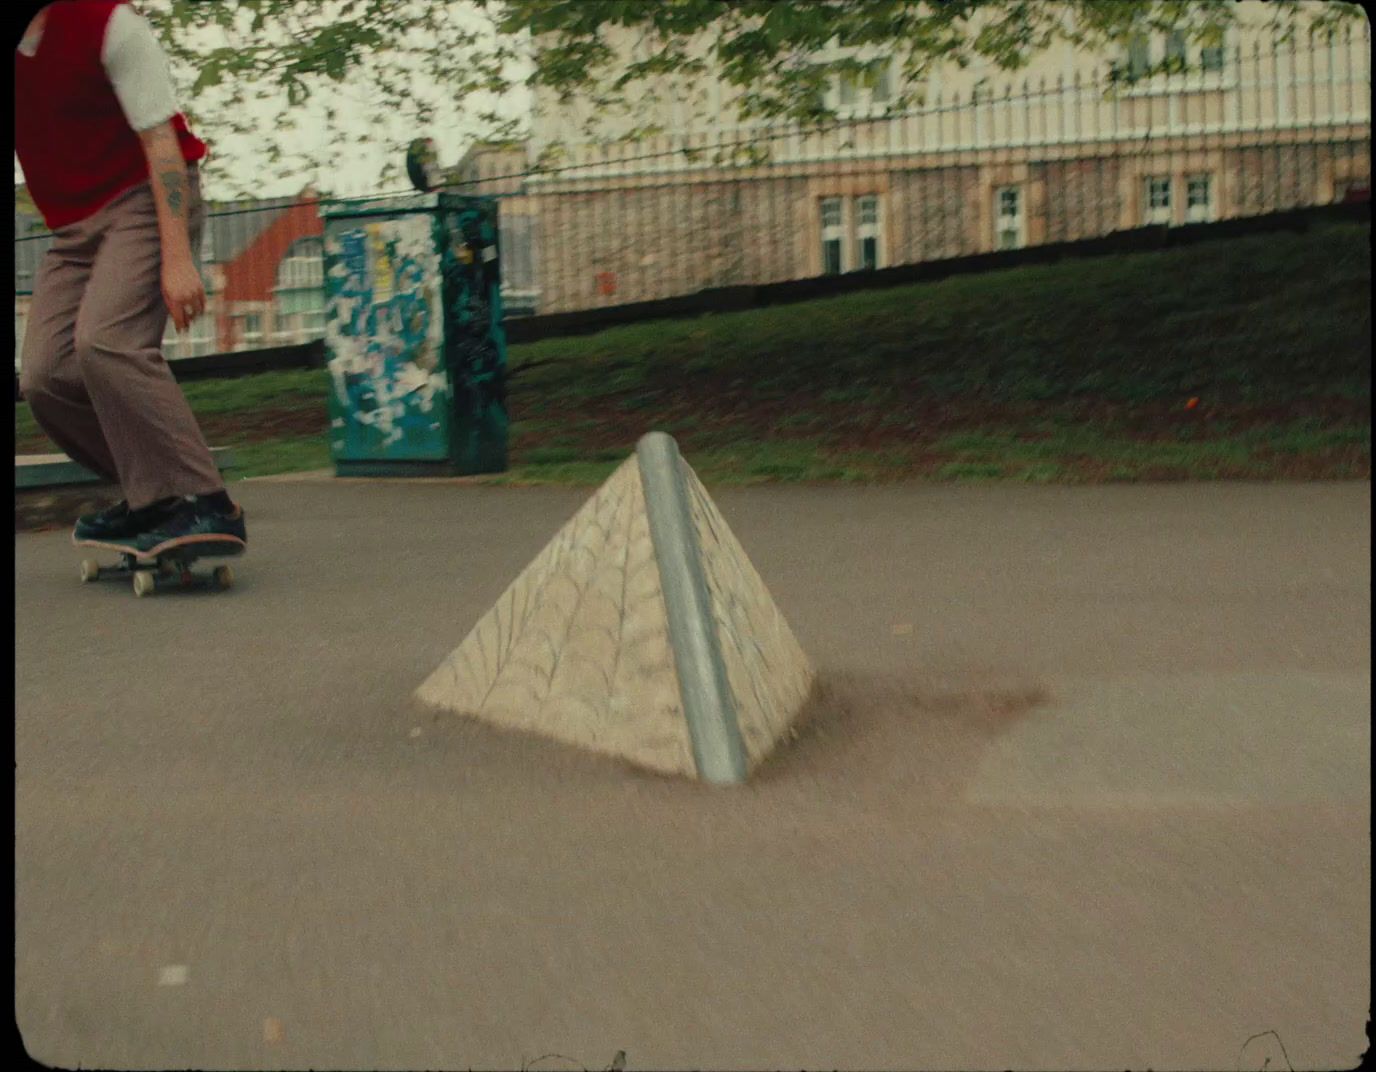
78;539;243;597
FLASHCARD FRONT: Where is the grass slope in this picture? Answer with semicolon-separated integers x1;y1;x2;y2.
15;221;1370;484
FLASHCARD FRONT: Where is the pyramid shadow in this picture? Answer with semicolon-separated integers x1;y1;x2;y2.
746;669;1052;798
409;667;1049;801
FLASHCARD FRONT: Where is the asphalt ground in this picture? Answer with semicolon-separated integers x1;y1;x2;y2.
15;479;1371;1070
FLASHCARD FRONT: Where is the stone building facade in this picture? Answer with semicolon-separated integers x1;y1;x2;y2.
453;12;1369;316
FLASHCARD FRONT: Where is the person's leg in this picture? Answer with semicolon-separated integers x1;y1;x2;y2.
74;171;226;512
19;223;122;483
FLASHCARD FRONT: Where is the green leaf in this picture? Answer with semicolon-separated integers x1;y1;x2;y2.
130;0;1365;197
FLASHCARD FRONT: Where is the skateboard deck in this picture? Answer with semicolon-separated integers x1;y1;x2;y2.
76;534;246;597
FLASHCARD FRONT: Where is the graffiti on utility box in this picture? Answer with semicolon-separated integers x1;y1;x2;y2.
323;194;508;475
324;215;448;459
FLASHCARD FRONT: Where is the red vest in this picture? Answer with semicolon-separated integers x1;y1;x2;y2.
14;0;208;229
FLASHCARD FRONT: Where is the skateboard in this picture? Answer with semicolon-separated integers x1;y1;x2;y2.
76;535;246;597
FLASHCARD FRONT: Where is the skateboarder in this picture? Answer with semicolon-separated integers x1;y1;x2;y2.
15;0;247;555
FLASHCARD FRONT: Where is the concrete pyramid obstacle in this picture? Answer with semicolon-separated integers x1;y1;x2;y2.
415;432;815;783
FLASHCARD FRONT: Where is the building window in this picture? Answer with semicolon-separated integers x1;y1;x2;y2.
270;309;328;344
241;314;263;348
838;58;892;109
277;256;324;291
277;238;324;291
820;195;885;274
856;195;882;270
870;62;892;104
273;239;326;342
271;318;294;344
995;186;1025;250
838;72;857;109
1185;174;1214;223
827;55;893;114
1120;31;1229;82
1126;34;1152;80
1164;31;1188;69
1144;176;1173;224
821;197;845;275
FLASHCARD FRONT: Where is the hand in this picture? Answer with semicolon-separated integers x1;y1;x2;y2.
162;254;206;333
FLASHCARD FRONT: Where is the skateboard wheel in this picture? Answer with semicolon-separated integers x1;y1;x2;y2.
80;559;100;583
213;565;234;590
133;571;157;598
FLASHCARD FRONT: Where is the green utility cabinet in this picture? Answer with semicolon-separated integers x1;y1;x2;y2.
322;193;508;476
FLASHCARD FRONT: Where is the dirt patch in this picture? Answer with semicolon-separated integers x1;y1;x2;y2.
514;385;1367;442
15;391;1370;489
196;406;329;443
15;405;329;458
509;385;1370;479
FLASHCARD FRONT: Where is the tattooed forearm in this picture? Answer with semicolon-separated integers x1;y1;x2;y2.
159;169;186;218
138;122;196;260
